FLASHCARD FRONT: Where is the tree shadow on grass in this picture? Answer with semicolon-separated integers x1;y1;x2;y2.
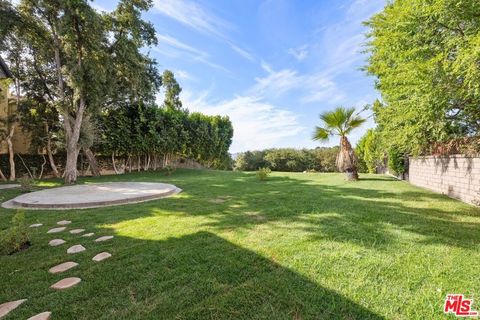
53;170;480;251
147;171;480;250
7;231;384;320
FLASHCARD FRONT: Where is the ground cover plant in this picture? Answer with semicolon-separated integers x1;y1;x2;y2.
0;169;479;319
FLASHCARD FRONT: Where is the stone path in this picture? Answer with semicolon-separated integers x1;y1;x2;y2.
95;235;114;242
50;277;82;290
49;262;78;274
70;229;85;234
1;218;116;318
47;227;66;234
67;245;86;254
92;252;112;262
27;311;51;320
49;239;66;247
29;223;43;228
0;299;26;318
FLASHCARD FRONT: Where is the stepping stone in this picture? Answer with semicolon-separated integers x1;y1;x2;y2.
0;299;26;318
27;311;51;320
47;227;66;234
49;239;66;247
50;277;81;290
92;252;112;262
69;229;85;234
49;261;78;274
67;245;86;254
209;198;226;204
95;236;114;242
29;223;43;228
57;220;72;225
82;233;94;237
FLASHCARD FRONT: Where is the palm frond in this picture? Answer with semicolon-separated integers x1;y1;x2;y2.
312;126;330;141
348;116;367;129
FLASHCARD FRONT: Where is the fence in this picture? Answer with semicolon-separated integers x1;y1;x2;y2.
409;155;480;205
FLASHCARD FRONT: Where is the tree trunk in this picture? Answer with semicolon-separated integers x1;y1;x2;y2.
6;125;16;181
39;154;47;179
0;167;6;181
64;143;80;184
144;154;151;171
112;152;119;174
46;129;60;178
84;147;100;176
337;136;359;180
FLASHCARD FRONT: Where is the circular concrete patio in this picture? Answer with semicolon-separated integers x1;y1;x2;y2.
2;182;182;210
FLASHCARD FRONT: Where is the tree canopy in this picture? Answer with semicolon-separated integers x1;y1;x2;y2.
365;0;480;155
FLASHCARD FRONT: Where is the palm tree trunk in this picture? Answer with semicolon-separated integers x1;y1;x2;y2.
337;136;359;180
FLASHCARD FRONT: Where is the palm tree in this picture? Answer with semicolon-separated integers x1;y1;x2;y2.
313;107;366;180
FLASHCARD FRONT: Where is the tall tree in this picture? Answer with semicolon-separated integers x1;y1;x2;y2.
312;107;366;180
0;0;159;183
161;70;183;111
365;0;480;155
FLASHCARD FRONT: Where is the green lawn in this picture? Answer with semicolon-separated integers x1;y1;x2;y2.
1;170;479;319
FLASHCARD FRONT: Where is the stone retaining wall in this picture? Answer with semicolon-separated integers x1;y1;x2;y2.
409;155;480;205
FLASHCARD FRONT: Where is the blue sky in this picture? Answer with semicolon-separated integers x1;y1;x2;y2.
93;0;386;153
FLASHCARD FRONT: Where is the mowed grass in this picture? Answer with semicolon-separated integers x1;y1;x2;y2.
0;169;479;319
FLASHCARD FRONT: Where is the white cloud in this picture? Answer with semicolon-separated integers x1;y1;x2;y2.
153;0;254;62
155;33;231;73
182;91;304;153
153;0;229;38
251;68;301;98
249;64;345;104
288;45;309;61
174;70;192;80
156;34;205;56
229;43;255;62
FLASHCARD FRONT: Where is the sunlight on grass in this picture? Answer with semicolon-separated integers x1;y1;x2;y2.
0;170;478;319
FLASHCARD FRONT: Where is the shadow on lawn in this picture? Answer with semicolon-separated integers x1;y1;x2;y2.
146;171;480;250
25;231;384;319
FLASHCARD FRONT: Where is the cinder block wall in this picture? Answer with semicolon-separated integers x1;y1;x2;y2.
409;155;480;205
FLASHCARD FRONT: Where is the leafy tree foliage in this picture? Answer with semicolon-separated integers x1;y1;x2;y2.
355;129;383;174
234;147;339;172
365;0;480;155
161;70;183;111
0;0;159;183
387;146;407;176
98;104;233;171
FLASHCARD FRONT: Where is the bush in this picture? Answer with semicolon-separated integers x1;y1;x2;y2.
387;146;406;176
234;147;339;172
163;165;176;176
256;167;271;181
0;211;30;255
18;175;34;192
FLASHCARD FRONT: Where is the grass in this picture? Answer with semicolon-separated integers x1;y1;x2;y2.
0;169;479;319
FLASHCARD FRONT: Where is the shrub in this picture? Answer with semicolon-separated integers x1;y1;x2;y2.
234;147;339;172
387;146;406;176
0;211;30;255
18;175;34;192
163;165;176;176
256;167;271;181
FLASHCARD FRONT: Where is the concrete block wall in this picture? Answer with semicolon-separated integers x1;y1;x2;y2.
409;155;480;205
